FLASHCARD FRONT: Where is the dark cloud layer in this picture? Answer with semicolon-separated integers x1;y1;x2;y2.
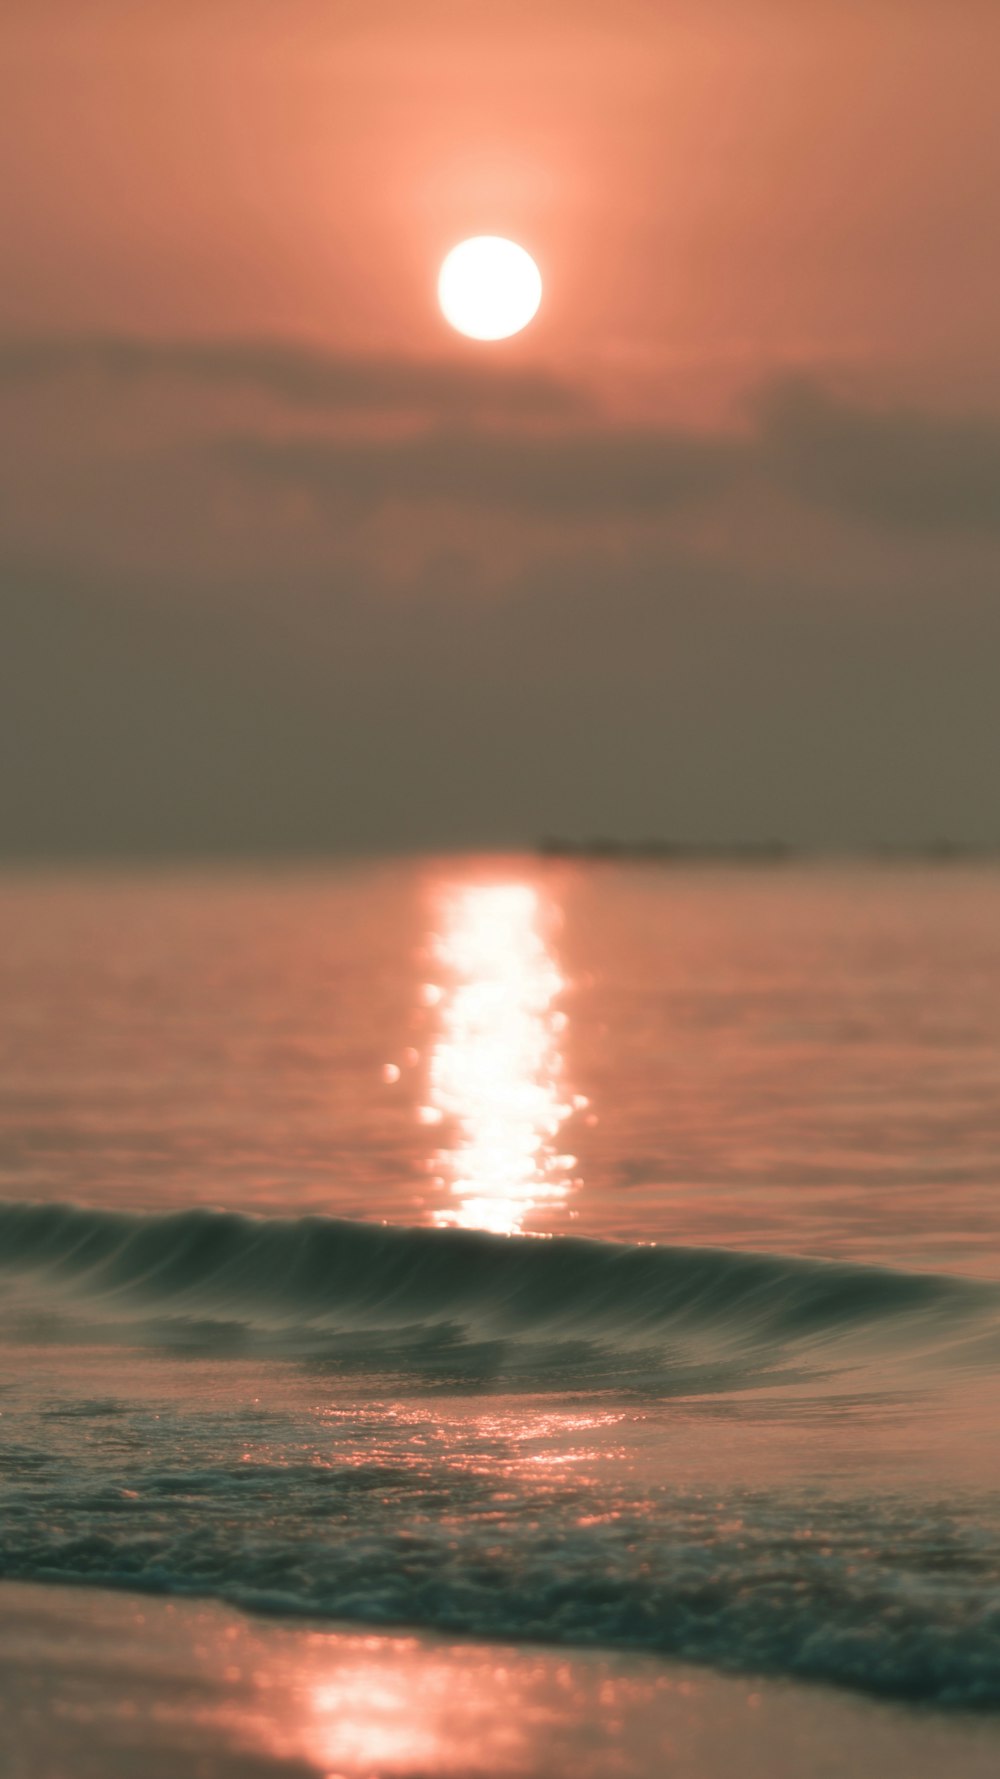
218;370;1000;535
0;335;584;419
3;332;998;534
222;424;741;516
1;334;999;855
757;381;1000;536
2;545;998;857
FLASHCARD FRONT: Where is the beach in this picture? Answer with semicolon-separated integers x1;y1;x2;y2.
4;1581;999;1779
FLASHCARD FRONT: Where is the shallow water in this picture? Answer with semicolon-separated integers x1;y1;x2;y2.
0;860;998;1707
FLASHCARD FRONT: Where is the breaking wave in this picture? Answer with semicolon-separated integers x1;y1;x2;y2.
0;1201;994;1387
2;1203;1000;1703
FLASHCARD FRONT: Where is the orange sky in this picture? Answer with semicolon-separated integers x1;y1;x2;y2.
3;2;998;416
1;2;998;854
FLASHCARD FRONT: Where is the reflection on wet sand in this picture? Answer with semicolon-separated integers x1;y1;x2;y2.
5;1581;997;1779
420;879;581;1234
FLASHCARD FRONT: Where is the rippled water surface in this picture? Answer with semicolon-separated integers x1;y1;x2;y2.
2;859;999;1268
0;860;998;1709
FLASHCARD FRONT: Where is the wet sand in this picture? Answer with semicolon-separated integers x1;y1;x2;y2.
1;1582;997;1779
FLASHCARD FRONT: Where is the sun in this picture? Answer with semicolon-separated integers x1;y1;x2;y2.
438;237;542;341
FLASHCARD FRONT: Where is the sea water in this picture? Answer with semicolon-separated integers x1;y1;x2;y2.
0;860;998;1704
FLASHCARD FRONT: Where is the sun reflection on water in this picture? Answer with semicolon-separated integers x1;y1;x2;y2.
421;879;579;1235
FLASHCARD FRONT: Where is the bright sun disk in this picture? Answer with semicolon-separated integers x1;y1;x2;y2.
438;237;542;341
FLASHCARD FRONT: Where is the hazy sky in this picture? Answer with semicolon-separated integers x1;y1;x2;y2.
1;0;998;854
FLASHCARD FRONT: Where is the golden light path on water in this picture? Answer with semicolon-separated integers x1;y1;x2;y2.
420;879;582;1235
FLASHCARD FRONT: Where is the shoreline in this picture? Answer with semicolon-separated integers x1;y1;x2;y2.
1;1579;998;1779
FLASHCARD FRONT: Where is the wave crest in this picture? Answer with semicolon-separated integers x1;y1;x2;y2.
0;1202;994;1387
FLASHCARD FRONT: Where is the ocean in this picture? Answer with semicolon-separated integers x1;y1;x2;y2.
1;859;999;1763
